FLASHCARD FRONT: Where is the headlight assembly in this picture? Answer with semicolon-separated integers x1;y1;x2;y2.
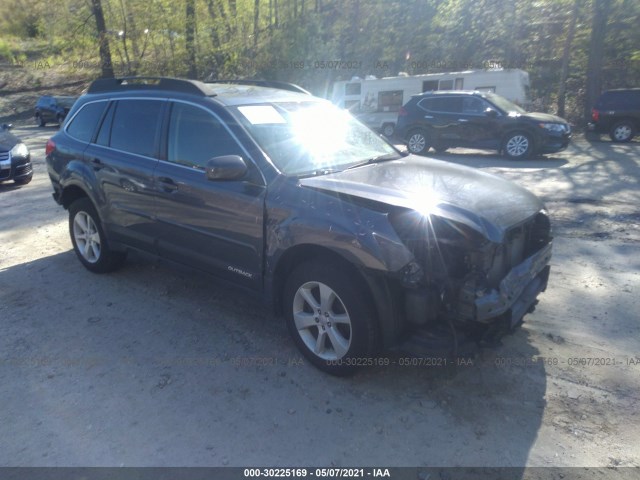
10;143;29;158
539;123;568;134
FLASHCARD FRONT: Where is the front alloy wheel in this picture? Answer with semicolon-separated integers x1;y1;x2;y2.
284;261;379;375
407;130;430;155
292;281;352;361
504;132;532;159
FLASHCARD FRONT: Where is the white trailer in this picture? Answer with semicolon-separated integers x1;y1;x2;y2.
330;69;530;136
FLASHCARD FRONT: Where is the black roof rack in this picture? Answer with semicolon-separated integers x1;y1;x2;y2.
206;79;311;95
87;77;215;96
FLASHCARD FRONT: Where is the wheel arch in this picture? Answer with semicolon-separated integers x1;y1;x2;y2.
60;184;91;210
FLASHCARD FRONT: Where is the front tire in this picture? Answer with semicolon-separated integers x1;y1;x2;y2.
503;131;533;159
406;129;431;155
14;175;32;185
609;120;635;142
283;261;379;376
69;198;126;273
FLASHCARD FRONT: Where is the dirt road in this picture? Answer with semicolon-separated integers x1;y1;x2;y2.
1;126;638;470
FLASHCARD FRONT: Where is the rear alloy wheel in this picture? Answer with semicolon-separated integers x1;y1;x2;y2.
406;129;431;155
609;121;635;142
69;198;126;273
382;123;395;138
284;262;379;375
504;132;533;159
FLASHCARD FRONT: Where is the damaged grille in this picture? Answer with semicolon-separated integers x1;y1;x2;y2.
487;211;552;287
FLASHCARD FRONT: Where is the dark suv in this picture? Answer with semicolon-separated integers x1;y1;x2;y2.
588;89;640;142
396;91;571;159
35;95;77;127
45;77;552;375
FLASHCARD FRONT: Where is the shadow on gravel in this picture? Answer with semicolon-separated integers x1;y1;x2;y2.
0;250;545;470
428;150;569;170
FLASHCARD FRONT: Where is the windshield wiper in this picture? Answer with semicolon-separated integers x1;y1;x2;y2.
345;152;401;171
298;168;342;178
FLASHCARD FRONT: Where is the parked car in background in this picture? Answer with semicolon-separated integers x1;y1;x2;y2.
396;90;571;159
331;69;531;138
0;124;32;185
45;77;552;375
35;95;77;127
588;88;640;142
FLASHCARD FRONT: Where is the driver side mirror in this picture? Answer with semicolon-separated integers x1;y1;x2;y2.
484;108;498;118
205;155;248;181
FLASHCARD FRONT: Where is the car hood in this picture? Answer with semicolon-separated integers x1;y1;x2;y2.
0;130;20;151
521;111;568;124
299;155;544;243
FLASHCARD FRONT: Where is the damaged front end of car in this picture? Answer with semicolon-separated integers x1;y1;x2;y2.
388;206;552;355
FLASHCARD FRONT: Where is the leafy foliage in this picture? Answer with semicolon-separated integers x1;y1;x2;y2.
1;0;638;124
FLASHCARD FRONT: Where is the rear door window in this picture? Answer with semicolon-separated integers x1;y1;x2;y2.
419;96;463;113
110;99;164;158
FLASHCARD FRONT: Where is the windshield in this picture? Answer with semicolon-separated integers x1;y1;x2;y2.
56;96;77;108
233;101;398;176
485;92;526;114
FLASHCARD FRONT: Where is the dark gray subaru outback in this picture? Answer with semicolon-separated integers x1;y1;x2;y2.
45;77;552;375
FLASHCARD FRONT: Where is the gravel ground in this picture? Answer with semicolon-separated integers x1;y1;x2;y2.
1;126;639;471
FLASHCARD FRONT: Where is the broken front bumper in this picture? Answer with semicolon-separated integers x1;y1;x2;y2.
475;242;552;327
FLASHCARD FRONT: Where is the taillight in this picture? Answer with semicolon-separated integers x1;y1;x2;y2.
398;106;408;116
591;108;599;122
45;139;56;156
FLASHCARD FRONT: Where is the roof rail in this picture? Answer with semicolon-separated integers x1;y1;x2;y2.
206;79;311;95
87;77;214;96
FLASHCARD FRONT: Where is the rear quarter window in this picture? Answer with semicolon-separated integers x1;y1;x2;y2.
597;91;640;110
66;101;108;143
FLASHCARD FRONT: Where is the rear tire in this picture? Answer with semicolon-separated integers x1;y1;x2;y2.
283;261;379;376
433;144;448;153
35;114;45;127
69;198;126;273
609;120;635;142
406;129;431;155
381;123;395;138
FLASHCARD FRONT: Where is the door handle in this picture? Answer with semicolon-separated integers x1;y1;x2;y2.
88;158;104;170
457;119;469;122
158;176;178;192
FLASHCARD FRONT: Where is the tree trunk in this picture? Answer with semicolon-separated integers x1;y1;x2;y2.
91;0;114;78
584;0;609;120
253;0;260;51
557;0;580;118
186;0;197;79
274;0;279;27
